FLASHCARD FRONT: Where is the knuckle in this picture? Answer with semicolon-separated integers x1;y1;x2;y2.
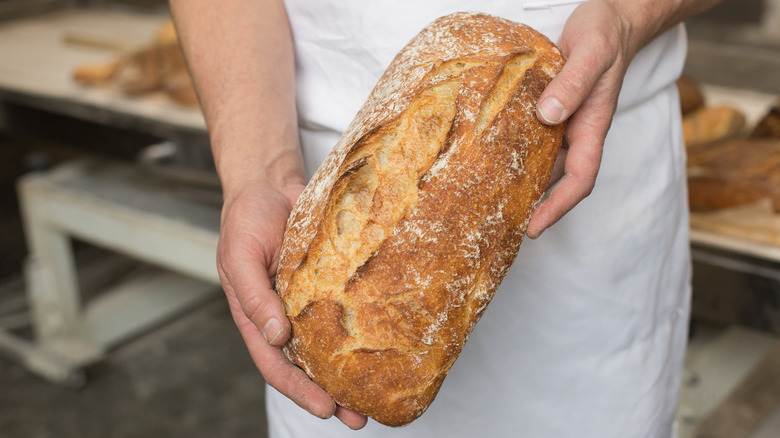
258;354;284;381
216;241;235;276
216;256;229;280
241;293;268;325
582;183;595;198
590;34;617;60
216;257;234;293
556;71;591;102
554;34;621;104
216;258;235;291
579;173;598;197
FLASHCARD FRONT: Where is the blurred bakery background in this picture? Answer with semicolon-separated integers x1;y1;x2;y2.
0;0;779;437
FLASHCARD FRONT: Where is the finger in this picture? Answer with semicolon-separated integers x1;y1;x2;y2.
526;152;599;239
335;405;369;430
536;36;616;125
548;145;568;187
218;240;290;347
527;80;617;238
229;301;337;419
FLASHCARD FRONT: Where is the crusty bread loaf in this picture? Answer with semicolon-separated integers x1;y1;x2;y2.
276;12;565;427
683;106;746;148
688;139;780;212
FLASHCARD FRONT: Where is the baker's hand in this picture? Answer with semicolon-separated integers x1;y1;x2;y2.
217;181;368;430
528;0;638;238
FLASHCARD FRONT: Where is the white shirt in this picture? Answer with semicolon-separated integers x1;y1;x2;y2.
269;2;690;437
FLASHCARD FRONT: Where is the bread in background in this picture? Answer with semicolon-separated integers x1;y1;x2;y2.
679;75;780;214
72;59;120;85
683;106;746;148
72;19;198;108
677;75;705;115
688;139;780;212
750;105;780;139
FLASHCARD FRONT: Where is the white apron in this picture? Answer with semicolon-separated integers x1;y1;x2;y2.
269;1;691;437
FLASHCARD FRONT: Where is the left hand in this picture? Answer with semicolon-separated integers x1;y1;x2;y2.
527;0;641;238
216;180;368;430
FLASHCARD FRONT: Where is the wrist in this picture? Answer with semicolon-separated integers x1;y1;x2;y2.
209;114;306;200
215;144;306;203
600;0;662;60
604;0;719;54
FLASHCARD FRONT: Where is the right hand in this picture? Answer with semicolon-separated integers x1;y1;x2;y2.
217;181;368;430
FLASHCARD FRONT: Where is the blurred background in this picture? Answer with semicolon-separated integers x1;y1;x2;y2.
0;0;779;437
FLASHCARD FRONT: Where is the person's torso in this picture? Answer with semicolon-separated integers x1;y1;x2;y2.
273;3;691;437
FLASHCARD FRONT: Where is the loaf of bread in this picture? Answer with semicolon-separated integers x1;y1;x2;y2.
682;106;746;148
72;19;198;107
750;105;780;139
676;75;705;116
276;12;565;426
688;139;780;212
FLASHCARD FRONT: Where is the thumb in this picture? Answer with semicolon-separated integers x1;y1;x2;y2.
536;39;614;125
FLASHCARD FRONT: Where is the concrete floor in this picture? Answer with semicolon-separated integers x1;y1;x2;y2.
677;325;780;438
0;298;268;437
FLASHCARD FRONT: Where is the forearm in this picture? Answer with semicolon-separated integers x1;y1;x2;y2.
169;0;305;200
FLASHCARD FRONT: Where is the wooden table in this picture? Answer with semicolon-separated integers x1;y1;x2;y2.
0;8;206;138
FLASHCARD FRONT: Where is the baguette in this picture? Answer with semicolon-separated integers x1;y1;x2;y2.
276;12;566;426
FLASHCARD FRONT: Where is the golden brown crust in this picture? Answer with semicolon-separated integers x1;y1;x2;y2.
276;12;565;427
688;139;780;212
72;60;120;85
682;106;746;148
750;105;780;140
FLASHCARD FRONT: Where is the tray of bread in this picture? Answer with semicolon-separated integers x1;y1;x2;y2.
71;18;198;108
682;76;780;252
0;10;205;134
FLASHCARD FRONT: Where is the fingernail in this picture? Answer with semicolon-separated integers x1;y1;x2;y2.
538;97;565;124
263;318;283;345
